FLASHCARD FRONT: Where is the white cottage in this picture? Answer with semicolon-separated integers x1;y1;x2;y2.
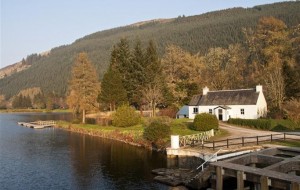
188;85;267;121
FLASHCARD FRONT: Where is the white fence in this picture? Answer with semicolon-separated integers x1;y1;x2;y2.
179;129;214;147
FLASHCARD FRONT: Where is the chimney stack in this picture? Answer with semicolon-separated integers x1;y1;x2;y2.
203;86;209;95
256;85;262;93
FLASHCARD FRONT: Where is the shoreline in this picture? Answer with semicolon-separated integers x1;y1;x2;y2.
54;122;167;152
0;109;71;113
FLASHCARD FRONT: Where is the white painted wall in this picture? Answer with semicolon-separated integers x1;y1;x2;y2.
256;91;268;118
189;105;259;121
188;94;267;120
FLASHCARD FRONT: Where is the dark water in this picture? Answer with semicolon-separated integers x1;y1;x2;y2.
0;113;169;190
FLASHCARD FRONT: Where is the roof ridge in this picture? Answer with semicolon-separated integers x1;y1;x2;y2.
208;88;255;93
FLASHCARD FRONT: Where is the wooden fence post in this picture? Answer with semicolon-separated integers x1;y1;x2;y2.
242;137;244;146
284;133;286;140
271;134;272;142
256;136;259;145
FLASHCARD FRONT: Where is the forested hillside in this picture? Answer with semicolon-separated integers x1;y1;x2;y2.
0;1;300;100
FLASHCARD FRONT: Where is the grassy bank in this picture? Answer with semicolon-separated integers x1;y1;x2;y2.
57;118;207;150
270;140;300;147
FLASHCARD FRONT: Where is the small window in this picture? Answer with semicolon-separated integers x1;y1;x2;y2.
193;107;198;114
209;109;212;114
241;109;245;115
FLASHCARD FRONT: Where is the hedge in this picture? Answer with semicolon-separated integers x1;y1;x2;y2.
228;118;272;130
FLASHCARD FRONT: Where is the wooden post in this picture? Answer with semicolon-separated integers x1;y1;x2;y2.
237;171;244;190
256;136;259;145
227;139;229;148
284;133;286;140
260;176;269;190
271;134;272;142
242;137;244;146
216;166;223;190
291;182;300;190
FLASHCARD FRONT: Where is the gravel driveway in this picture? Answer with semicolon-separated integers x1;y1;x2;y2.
200;122;300;149
218;122;280;140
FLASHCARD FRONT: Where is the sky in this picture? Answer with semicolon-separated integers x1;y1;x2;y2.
1;0;289;69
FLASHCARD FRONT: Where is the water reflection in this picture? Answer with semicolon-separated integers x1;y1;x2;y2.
68;132;168;189
0;113;168;190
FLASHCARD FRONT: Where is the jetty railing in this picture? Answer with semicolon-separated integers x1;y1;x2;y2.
36;120;56;125
197;149;222;171
201;133;300;150
180;129;214;147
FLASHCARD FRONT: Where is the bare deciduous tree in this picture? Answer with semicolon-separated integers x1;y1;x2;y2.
142;84;163;117
264;54;285;110
283;98;300;121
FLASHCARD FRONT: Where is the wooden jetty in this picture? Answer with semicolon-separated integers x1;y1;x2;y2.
17;120;56;129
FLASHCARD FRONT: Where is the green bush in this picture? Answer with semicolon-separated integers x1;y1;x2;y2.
143;121;171;142
112;105;141;127
228;118;272;130
193;113;218;131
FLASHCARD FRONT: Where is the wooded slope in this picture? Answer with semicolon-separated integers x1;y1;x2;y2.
1;1;300;98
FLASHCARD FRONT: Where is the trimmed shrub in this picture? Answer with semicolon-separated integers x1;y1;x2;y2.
228;118;272;130
193;113;218;131
143;121;171;142
112;105;141;127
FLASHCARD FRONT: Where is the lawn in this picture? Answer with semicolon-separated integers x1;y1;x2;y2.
58;118;212;141
169;118;200;136
270;119;300;131
270;140;300;147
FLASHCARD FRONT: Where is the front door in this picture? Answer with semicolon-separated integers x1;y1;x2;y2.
218;109;223;120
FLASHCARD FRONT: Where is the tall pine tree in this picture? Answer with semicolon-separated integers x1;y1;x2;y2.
99;66;127;111
113;38;133;102
145;40;161;86
130;39;147;106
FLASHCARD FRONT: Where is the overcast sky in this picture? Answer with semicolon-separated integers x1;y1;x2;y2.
1;0;288;68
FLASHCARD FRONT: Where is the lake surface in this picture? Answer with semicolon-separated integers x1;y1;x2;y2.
0;113;169;190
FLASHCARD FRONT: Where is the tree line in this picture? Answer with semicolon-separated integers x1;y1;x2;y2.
0;2;299;100
66;17;300;123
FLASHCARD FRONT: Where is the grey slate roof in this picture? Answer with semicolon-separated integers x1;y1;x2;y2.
176;105;189;115
188;88;259;106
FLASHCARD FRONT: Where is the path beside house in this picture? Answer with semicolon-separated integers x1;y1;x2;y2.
186;122;300;151
218;122;280;140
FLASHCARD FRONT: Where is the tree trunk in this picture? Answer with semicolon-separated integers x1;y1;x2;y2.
82;109;86;124
152;101;156;117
